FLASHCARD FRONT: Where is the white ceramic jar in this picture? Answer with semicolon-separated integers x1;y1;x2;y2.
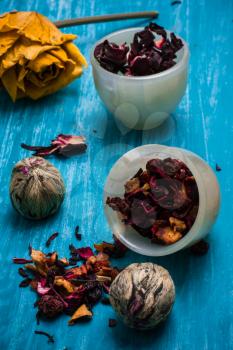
104;144;220;256
91;28;189;130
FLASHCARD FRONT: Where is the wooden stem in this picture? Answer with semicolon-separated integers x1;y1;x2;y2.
54;11;158;28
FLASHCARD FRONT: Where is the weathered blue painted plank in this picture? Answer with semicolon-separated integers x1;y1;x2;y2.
0;0;232;349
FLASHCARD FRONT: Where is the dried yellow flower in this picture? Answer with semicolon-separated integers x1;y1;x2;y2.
0;11;87;101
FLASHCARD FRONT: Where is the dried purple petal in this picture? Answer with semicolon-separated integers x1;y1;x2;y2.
13;258;33;264
45;232;59;247
19;278;32;287
75;225;82;241
34;330;54;344
94;40;129;73
216;164;221;172
76;247;94;260
108;318;117;327
18;268;28;278
21;134;87;158
171;0;182;5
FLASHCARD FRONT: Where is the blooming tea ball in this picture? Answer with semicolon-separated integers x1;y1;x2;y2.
109;262;175;329
10;157;65;220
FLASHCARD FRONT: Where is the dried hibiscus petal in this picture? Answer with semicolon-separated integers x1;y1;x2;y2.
21;134;87;158
76;247;94;260
45;232;59;247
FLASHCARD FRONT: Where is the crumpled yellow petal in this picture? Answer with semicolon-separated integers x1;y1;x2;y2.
0;11;76;45
28;51;64;73
0;30;19;57
68;304;92;325
54;276;74;293
24;60;83;100
0;37;57;76
62;42;87;67
1;66;17;101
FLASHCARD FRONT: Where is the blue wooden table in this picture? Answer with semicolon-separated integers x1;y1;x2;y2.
0;1;232;349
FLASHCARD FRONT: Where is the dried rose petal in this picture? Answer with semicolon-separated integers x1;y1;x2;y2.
76;247;94;260
108;318;117;327
21;134;87;158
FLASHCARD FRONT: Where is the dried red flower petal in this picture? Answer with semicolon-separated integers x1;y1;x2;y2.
45;232;59;247
34;330;54;344
18;268;29;278
76;247;94;260
108;318;117;327
19;278;32;287
13;258;33;264
21;134;87;158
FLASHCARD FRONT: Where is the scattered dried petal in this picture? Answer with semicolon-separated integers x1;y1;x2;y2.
13;258;32;264
45;232;59;247
18;268;29;278
68;304;92;325
108;318;117;327
54;276;75;293
171;0;182;5
19;278;32;287
216;164;221;172
76;247;94;260
21;134;87;158
34;330;54;343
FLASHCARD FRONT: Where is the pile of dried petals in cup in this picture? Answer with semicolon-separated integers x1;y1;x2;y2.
13;235;127;326
107;158;199;245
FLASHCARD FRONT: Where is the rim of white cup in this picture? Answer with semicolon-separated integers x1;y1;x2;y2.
103;144;206;257
90;27;189;81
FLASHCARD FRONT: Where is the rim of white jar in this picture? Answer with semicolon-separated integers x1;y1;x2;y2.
90;27;189;81
104;144;207;256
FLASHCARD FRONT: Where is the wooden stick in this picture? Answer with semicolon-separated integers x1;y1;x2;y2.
54;11;158;28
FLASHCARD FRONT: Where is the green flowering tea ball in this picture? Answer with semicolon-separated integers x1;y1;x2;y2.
10;156;65;220
110;262;175;330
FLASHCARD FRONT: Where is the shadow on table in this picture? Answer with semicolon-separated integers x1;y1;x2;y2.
111;314;172;349
94;107;177;148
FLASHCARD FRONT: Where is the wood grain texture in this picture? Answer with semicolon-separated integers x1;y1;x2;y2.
0;0;232;349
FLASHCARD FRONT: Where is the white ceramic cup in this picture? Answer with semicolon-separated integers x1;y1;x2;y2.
91;28;189;130
103;144;220;256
